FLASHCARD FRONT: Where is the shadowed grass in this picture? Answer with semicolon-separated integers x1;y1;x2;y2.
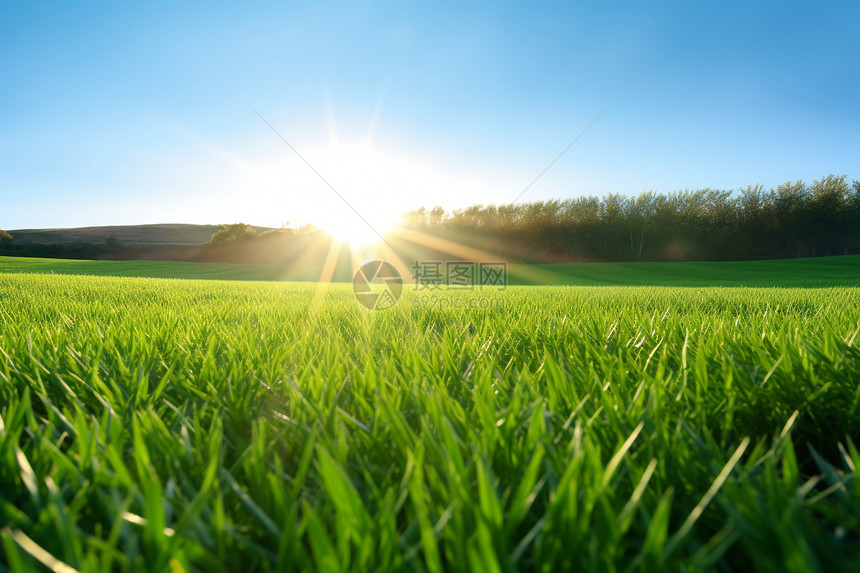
3;254;860;287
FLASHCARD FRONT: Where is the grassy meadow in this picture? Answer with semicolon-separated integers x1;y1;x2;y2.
1;258;859;571
2;254;860;287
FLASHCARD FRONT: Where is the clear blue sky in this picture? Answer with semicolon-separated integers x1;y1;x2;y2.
2;0;858;231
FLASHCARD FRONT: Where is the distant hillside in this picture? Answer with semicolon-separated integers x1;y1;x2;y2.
7;224;275;245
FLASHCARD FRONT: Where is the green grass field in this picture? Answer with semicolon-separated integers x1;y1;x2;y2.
3;254;860;286
1;258;859;571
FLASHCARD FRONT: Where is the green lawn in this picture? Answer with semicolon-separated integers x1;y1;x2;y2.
1;262;859;571
3;254;860;287
0;256;288;281
509;255;860;286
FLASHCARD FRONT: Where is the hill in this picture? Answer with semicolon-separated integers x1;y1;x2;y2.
6;223;275;245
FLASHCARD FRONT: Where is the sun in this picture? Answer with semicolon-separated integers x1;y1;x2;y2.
320;211;391;250
246;135;449;249
301;143;407;249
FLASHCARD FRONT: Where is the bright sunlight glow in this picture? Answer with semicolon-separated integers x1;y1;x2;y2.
292;143;419;249
236;122;505;246
318;209;391;250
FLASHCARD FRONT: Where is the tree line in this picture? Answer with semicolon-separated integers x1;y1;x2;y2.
401;174;860;262
3;174;858;264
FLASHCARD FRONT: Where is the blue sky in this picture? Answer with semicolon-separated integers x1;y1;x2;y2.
2;0;858;232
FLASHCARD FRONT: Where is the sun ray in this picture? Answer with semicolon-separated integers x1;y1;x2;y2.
275;236;330;281
318;240;346;284
370;238;412;288
390;227;564;285
323;84;340;147
363;89;386;147
305;238;355;317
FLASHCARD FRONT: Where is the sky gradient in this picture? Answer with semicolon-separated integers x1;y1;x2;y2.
2;0;859;232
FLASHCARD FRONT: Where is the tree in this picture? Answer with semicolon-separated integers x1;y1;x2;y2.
808;174;850;255
737;184;769;258
0;230;11;242
849;181;860;251
771;180;810;256
428;206;445;226
626;192;658;260
201;224;259;262
206;223;258;245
